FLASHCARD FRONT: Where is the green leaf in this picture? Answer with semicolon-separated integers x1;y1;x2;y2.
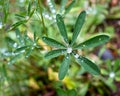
11;20;27;30
67;89;77;96
14;46;28;54
6;37;16;48
15;28;24;45
15;14;25;18
8;54;21;65
59;54;70;80
57;88;67;96
64;0;76;15
29;9;35;18
75;35;110;50
42;37;66;48
71;11;86;45
25;47;33;58
28;1;31;16
34;31;37;41
45;49;66;59
77;56;100;75
60;0;68;13
56;14;69;43
24;31;33;44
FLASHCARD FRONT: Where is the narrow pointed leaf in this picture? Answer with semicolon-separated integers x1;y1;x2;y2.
15;28;24;45
57;88;67;96
77;56;100;75
59;54;70;80
11;20;27;30
24;31;33;44
14;46;28;53
28;2;31;15
8;54;21;65
48;0;56;15
56;14;69;43
25;47;33;58
42;37;66;48
64;0;76;15
75;35;110;50
67;89;77;96
15;14;25;18
29;9;35;17
45;49;66;59
60;0;68;13
71;11;86;45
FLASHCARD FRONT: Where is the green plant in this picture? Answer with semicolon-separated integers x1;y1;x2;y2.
42;11;110;80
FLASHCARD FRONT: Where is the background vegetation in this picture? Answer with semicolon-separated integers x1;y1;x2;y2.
0;0;120;96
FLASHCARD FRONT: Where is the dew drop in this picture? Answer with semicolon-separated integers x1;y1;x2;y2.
99;38;101;41
0;22;3;29
66;56;69;59
109;72;115;78
13;43;17;48
31;47;34;50
33;43;36;46
25;55;28;58
17;35;20;38
74;54;79;59
25;16;29;20
82;45;86;47
67;47;72;53
81;60;84;63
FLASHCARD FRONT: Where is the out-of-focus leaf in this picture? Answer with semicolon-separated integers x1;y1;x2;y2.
8;54;21;65
59;54;70;80
28;2;31;16
11;20;27;30
71;11;86;45
64;0;76;15
15;14;25;18
57;88;67;96
34;31;37;41
48;0;56;15
79;83;89;96
6;37;16;48
56;14;69;43
15;28;24;45
14;46;28;54
45;49;66;59
77;56;100;75
25;47;33;58
114;59;120;72
60;0;68;13
75;35;110;49
29;9;35;18
42;37;66;48
24;32;33;44
67;89;77;96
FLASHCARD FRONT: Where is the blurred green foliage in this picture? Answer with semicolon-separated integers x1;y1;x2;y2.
0;0;120;96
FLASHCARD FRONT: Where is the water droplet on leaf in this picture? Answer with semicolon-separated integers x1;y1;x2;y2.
109;72;115;78
74;54;79;59
67;47;72;53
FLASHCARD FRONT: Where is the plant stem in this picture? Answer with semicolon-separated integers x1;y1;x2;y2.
38;0;47;36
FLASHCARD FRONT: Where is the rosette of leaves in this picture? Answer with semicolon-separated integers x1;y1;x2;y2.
42;11;110;80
